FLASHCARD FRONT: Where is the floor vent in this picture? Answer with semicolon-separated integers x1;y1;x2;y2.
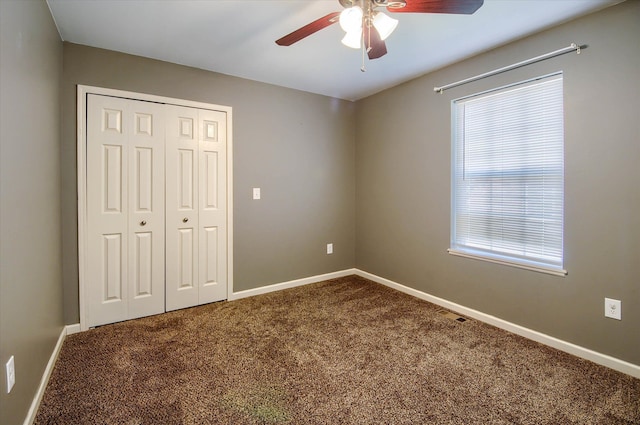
437;309;467;323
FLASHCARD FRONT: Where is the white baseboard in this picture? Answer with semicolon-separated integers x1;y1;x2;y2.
23;324;77;425
356;269;640;379
228;268;358;301
65;323;81;335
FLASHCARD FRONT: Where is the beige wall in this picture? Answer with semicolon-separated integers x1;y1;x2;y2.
61;44;356;324
355;0;640;365
0;1;64;423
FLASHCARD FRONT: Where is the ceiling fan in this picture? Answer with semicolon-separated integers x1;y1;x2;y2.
276;0;485;62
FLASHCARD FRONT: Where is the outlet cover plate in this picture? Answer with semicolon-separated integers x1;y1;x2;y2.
6;356;15;393
604;298;621;320
252;188;261;200
327;243;333;254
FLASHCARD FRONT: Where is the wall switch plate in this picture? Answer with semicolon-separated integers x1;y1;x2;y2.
604;298;621;320
252;188;261;200
327;243;333;254
6;356;15;393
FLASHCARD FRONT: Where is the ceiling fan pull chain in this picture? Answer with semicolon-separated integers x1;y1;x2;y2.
361;3;367;72
366;0;372;52
361;34;367;72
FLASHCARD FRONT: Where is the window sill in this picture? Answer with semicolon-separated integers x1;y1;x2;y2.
447;249;567;277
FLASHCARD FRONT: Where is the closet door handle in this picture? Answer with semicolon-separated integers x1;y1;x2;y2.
183;217;189;223
140;220;147;226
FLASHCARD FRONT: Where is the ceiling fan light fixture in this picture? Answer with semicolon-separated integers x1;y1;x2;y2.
341;29;362;49
372;11;398;41
339;6;363;32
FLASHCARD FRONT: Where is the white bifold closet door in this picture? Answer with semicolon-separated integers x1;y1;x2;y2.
86;94;166;326
86;95;228;328
165;105;227;311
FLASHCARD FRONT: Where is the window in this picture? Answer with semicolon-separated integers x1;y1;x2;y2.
450;73;566;275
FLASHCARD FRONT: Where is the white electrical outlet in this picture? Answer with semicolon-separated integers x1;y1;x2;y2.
6;356;15;393
252;188;261;200
604;298;621;320
327;243;333;254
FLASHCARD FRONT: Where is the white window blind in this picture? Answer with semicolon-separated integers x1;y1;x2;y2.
450;74;566;275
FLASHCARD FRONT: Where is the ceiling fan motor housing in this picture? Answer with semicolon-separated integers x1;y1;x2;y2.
382;1;408;9
339;0;407;9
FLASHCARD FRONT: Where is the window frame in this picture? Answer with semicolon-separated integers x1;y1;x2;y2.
449;73;567;276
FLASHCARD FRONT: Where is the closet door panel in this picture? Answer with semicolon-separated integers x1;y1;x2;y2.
166;105;199;311
199;110;227;303
87;95;129;327
127;101;165;320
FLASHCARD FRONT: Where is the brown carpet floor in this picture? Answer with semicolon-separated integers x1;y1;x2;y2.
35;275;640;424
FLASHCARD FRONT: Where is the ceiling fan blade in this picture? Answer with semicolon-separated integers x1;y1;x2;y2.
388;0;484;14
364;26;387;60
275;12;341;46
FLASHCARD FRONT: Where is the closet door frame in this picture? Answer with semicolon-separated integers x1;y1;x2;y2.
77;85;233;331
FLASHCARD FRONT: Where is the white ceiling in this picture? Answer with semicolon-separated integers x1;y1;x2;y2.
47;0;621;101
